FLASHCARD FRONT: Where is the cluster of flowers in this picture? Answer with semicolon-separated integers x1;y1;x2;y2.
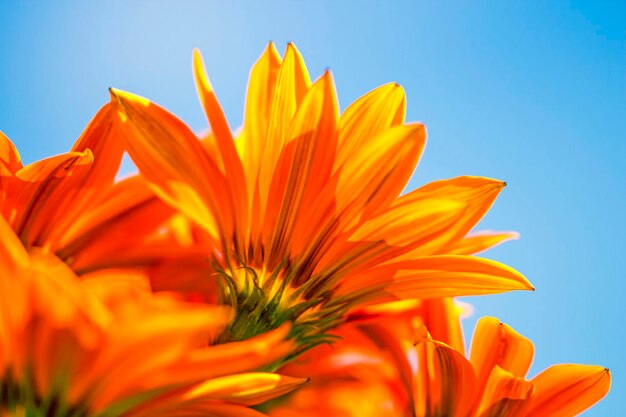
0;44;609;416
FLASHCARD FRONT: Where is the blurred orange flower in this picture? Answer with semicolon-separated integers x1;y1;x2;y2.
0;217;304;416
109;43;533;353
268;303;610;417
0;112;215;290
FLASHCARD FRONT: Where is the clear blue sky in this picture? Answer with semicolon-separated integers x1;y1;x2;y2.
1;1;623;415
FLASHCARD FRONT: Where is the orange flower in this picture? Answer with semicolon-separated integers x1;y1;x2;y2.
0;111;208;283
268;307;610;417
0;216;305;416
109;43;533;353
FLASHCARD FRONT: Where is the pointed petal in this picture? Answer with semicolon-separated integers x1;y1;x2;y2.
446;231;520;255
311;124;426;277
419;298;466;354
520;365;610;417
390;177;508;257
414;337;477;417
336;123;426;225
70;103;124;195
342;255;533;301
12;151;94;247
257;43;311;223
469;317;535;395
240;42;282;190
193;49;248;246
182;373;307;406
0;129;22;172
110;88;231;241
335;82;406;172
265;71;338;266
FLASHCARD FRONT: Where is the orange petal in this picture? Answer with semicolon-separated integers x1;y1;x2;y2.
390;177;508;257
264;71;338;266
446;231;520;255
419;298;466;354
476;365;534;417
257;43;311;219
0;129;22;172
0;215;29;272
414;337;477;417
520;365;610;417
70;103;123;196
12;150;94;247
343;255;533;301
469;317;535;390
335;82;406;172
193;49;248;247
312;124;426;275
55;176;177;274
110;88;230;241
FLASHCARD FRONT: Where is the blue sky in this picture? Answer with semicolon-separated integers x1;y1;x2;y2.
1;1;624;414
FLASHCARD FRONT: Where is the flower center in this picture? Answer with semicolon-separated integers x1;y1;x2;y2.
214;263;350;360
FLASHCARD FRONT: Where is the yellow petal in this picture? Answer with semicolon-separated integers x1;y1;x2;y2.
343;255;533;301
264;70;338;266
310;123;426;275
392;177;508;257
257;42;311;219
335;82;406;172
240;42;281;188
446;231;520;255
183;373;308;406
520;365;610;417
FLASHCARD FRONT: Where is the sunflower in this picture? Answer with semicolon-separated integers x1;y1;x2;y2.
0;216;304;417
109;43;533;354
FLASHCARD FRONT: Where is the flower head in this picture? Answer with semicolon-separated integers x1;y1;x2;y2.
267;304;610;417
0;217;304;417
110;43;533;354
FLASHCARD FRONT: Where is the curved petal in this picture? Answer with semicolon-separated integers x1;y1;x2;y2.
341;255;533;301
335;82;406;172
257;42;311;222
520;365;610;417
13;150;94;247
0;129;22;172
419;298;466;354
240;42;282;189
70;103;123;197
469;317;535;390
181;373;308;406
476;365;534;417
264;71;338;267
414;337;477;417
311;124;426;275
193;49;249;247
446;231;520;255
110;88;231;241
394;177;508;257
